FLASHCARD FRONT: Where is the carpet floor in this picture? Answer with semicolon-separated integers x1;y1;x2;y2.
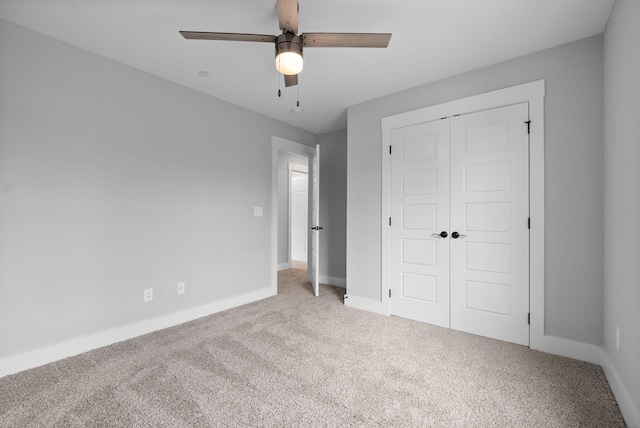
0;267;625;427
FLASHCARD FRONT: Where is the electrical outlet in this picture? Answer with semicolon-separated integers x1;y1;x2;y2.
615;326;620;352
177;282;185;295
144;288;153;302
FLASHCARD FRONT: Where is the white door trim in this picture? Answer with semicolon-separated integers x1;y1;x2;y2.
271;136;316;295
381;80;552;354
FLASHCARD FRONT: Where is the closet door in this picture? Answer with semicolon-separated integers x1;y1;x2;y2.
449;103;530;346
390;119;450;327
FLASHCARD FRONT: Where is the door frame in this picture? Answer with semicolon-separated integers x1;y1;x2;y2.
270;136;316;295
381;80;545;350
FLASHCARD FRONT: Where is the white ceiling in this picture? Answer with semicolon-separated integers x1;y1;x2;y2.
0;0;614;135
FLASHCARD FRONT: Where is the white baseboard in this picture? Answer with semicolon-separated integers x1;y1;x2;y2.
601;349;640;428
0;287;275;378
345;294;604;366
530;334;603;365
277;263;291;271
343;294;388;315
319;274;346;288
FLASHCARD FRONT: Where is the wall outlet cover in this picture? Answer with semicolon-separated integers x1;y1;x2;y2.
144;288;153;302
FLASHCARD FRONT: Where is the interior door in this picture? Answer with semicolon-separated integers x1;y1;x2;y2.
390;119;450;327
309;144;320;296
449;103;530;345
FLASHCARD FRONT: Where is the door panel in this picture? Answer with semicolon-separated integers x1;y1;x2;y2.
402;239;437;266
465;242;511;273
402;204;437;230
465;281;511;316
465;202;511;232
390;120;450;327
465;161;512;192
450;103;529;346
309;144;320;296
403;169;437;195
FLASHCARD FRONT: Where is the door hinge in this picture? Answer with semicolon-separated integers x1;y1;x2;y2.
389;289;391;298
525;120;531;134
389;145;392;154
528;218;530;229
389;217;391;226
528;313;530;325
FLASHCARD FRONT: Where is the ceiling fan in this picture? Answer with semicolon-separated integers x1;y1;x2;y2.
179;0;392;87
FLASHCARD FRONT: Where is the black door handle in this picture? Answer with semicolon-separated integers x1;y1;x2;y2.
452;232;467;239
431;231;448;238
311;226;323;231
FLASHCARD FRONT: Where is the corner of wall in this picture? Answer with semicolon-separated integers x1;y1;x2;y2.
601;348;640;428
530;334;602;365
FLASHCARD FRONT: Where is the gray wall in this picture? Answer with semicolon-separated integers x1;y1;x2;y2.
277;151;308;266
0;19;316;358
318;129;347;281
347;35;604;346
603;0;640;416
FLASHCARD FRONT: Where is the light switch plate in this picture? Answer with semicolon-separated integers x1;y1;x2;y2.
254;206;263;217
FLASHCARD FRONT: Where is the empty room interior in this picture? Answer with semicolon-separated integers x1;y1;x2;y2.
0;0;638;426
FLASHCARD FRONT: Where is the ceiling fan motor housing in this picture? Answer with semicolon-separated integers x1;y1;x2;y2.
275;32;303;75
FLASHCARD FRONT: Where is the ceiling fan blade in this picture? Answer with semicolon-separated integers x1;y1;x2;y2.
302;33;391;48
284;74;298;87
180;31;276;43
276;0;298;33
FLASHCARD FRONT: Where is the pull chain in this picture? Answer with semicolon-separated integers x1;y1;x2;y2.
277;57;282;97
296;83;300;107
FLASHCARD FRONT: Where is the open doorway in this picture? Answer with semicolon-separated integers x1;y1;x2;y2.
271;136;345;303
271;136;319;297
281;161;311;295
276;151;309;272
289;163;308;270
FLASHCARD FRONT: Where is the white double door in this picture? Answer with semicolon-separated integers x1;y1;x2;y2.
390;103;530;346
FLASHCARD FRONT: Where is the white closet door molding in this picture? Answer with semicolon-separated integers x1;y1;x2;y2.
380;80;545;350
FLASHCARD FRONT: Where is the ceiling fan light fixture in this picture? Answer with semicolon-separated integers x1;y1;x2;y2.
276;51;303;75
275;33;303;75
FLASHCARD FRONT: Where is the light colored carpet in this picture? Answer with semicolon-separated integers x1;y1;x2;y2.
0;268;625;427
290;260;307;271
